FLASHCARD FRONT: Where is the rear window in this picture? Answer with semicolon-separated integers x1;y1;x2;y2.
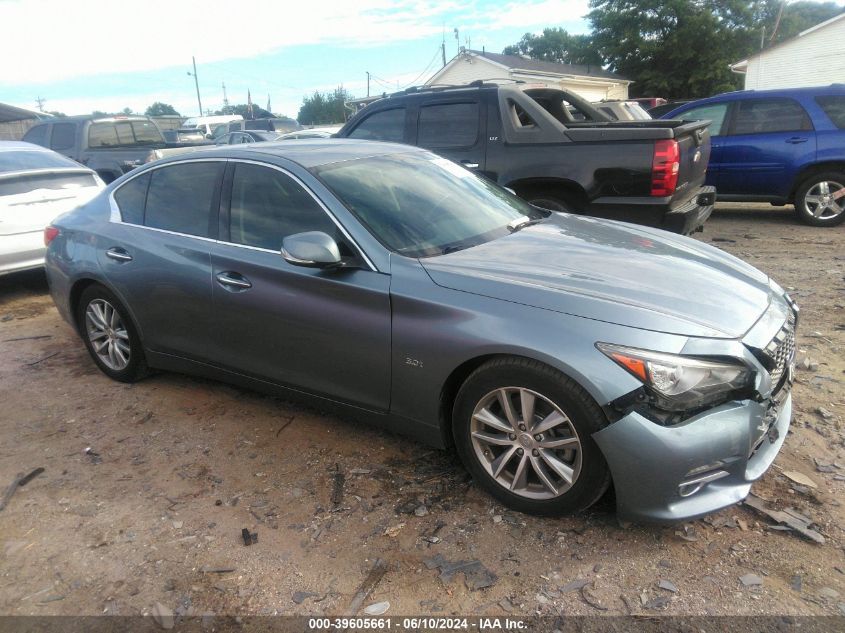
348;108;405;142
816;95;845;129
0;172;98;197
50;123;77;151
0;149;79;173
418;102;479;148
88;121;163;147
144;162;223;237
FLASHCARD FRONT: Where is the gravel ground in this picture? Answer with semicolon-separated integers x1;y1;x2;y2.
0;204;843;620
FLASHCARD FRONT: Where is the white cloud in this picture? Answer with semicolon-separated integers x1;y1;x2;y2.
0;0;589;84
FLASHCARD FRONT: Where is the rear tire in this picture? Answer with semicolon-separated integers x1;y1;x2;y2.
794;172;845;226
76;284;149;383
452;357;611;516
523;191;576;213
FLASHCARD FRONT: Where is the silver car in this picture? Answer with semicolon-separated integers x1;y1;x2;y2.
1;141;103;276
44;140;796;522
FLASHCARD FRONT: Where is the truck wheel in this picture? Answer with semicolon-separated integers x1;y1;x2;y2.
452;357;611;516
794;172;845;226
524;192;576;213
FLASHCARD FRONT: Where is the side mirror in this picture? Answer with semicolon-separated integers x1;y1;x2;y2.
281;231;342;268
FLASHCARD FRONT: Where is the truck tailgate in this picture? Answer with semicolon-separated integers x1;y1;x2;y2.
670;120;711;206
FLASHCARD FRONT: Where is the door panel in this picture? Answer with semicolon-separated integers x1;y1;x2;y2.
719;98;817;198
413;100;487;173
96;224;215;361
211;245;391;410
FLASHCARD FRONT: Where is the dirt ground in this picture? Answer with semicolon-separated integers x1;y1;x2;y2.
0;204;843;620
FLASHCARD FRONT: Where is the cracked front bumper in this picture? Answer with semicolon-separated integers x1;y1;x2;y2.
592;391;791;523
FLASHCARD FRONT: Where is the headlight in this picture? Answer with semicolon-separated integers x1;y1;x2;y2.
597;343;753;412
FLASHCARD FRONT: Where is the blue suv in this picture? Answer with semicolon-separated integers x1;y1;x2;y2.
663;85;845;226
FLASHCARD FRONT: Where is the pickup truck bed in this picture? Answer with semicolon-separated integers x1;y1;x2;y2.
336;83;715;234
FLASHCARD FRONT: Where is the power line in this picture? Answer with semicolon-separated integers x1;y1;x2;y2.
402;44;444;89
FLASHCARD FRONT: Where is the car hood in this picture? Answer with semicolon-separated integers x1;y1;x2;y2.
420;214;774;339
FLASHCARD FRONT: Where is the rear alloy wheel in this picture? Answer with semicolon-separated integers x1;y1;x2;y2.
525;192;574;213
795;172;845;226
77;284;148;382
453;358;611;516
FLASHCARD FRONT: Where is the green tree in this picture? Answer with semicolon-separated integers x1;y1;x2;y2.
587;0;845;99
216;103;273;119
145;102;180;117
503;28;603;66
47;110;66;118
297;86;353;125
121;107;133;115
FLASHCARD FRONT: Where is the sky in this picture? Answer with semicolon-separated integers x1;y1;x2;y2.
0;0;591;119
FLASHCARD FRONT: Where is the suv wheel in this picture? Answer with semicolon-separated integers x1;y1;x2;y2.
76;284;149;382
794;172;845;226
524;192;575;213
452;358;611;516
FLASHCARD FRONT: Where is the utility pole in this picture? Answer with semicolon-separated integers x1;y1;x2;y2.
366;71;370;97
35;96;46;112
187;56;203;116
222;82;229;114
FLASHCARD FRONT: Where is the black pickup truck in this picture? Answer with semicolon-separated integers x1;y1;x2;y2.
22;115;198;183
335;83;715;234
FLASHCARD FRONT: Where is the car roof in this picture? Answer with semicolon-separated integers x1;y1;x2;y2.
667;84;845;112
151;139;425;170
0;140;53;152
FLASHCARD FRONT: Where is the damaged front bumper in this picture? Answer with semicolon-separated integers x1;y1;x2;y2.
593;389;791;523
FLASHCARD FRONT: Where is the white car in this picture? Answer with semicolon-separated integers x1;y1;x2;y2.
0;141;104;276
593;100;653;121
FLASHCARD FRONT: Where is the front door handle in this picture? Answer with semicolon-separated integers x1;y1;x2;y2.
105;247;132;262
215;272;252;290
461;161;479;169
785;137;808;144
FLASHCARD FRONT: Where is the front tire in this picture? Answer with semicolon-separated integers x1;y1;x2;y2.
794;172;845;226
452;358;611;516
76;284;148;383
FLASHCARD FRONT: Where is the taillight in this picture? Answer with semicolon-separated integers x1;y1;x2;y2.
651;139;680;197
44;226;60;246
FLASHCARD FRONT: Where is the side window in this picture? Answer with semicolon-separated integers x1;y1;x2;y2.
88;123;119;147
22;124;48;147
113;172;150;225
145;162;223;237
50;123;77;151
418;102;479;148
228;163;337;251
348;108;405;142
731;98;812;135
815;95;845;129
678;103;729;136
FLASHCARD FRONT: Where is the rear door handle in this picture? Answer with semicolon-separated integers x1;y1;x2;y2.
215;272;252;290
785;137;808;144
105;248;132;262
460;161;479;169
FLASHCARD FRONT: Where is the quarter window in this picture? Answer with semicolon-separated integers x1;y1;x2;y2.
731;98;812;135
113;172;150;225
678;103;729;136
418;102;479;148
22;124;48;147
348;108;405;142
145;162;222;237
815;95;845;129
50;123;77;151
228;163;336;251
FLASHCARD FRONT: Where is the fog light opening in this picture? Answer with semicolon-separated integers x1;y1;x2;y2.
678;469;729;498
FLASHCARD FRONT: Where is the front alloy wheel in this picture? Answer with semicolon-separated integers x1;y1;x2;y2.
470;387;582;499
453;358;611;516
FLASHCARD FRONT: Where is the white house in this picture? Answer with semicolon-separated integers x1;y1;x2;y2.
425;49;631;102
731;13;845;90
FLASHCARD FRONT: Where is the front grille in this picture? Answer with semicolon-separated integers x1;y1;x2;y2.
763;312;796;391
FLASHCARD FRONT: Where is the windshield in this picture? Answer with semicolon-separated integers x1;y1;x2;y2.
312;152;547;257
0;150;80;174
